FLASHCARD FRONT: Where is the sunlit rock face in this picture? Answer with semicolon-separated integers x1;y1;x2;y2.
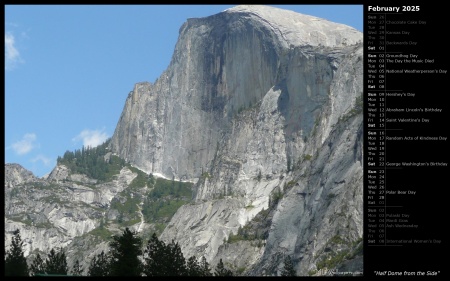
6;5;363;276
110;5;363;275
4;163;137;273
109;5;362;182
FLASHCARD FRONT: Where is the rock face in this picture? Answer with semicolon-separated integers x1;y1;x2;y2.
111;4;363;275
4;163;36;188
5;5;363;276
4;163;138;273
109;5;362;181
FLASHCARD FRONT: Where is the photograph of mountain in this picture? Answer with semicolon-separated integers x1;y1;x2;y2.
5;5;363;276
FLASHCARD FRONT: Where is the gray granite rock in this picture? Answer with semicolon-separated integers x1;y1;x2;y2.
5;5;363;276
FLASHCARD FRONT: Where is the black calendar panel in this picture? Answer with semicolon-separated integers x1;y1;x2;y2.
364;2;447;278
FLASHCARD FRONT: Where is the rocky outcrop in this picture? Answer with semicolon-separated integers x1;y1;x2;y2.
109;5;362;181
247;113;363;276
4;163;36;188
154;6;363;275
223;5;361;48
4;164;140;273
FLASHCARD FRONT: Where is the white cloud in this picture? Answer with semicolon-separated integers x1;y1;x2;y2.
6;22;19;28
73;129;109;148
31;154;52;166
5;32;23;70
11;133;37;155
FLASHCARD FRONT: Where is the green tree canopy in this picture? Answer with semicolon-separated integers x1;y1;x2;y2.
88;251;111;276
71;259;84;276
199;256;213;276
214;258;233;276
44;248;68;275
5;229;29;276
29;253;45;276
166;240;187;276
143;233;168;276
143;233;190;276
281;255;296;276
56;138;125;181
109;227;143;276
186;256;202;276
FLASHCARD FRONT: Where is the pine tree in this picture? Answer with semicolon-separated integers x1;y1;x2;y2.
71;259;84;276
186;256;202;276
214;258;233;276
167;240;187;276
29;253;46;276
281;255;296;276
109;227;143;276
143;233;167;276
44;248;68;275
199;256;212;276
5;229;29;276
88;251;111;276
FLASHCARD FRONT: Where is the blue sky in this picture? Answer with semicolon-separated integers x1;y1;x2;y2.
5;5;363;178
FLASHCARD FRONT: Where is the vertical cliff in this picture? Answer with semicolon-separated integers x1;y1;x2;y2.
110;5;363;275
109;5;361;181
